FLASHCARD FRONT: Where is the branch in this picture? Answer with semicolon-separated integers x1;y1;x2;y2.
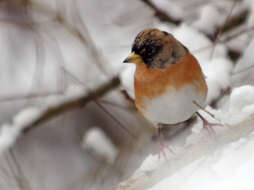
220;9;249;34
222;25;254;43
140;0;181;25
115;115;254;190
209;0;238;58
22;76;120;133
208;8;249;41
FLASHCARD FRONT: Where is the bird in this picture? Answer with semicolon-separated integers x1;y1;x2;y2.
123;28;211;140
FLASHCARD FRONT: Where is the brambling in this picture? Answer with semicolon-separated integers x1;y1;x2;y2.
123;28;208;131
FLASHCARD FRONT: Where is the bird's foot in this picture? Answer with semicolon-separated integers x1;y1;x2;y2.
196;112;222;136
158;141;175;160
157;125;175;160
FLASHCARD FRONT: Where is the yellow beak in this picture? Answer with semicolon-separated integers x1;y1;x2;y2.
123;52;143;64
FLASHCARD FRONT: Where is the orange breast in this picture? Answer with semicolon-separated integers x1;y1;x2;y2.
134;53;208;109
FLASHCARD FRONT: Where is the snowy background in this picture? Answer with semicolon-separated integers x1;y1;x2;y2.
1;0;254;190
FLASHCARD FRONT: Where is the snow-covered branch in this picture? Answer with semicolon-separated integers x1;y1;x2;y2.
0;77;120;152
115;115;254;190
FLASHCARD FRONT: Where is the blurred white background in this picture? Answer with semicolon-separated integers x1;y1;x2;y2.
0;0;254;190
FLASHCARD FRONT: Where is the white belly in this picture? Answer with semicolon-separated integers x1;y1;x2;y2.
140;84;206;125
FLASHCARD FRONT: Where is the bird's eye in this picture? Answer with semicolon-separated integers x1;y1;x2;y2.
162;31;169;35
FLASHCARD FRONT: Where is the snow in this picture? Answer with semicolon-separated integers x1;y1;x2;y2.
0;124;20;152
234;38;254;72
148;136;254;190
0;76;113;154
150;0;184;20
13;107;42;127
120;64;136;99
215;85;254;125
233;39;254;87
223;26;251;52
192;4;222;34
202;58;233;104
172;24;225;62
247;0;254;27
2;0;254;189
82;127;118;164
0;107;42;152
171;24;228;60
135;84;254;190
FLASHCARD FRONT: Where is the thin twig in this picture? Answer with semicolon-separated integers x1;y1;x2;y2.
192;25;254;54
62;68;135;138
220;8;249;34
233;65;254;75
210;87;232;108
23;76;120;133
193;101;216;119
221;25;254;43
29;0;110;76
140;0;181;25
29;28;46;97
63;68;136;138
8;148;33;190
210;0;238;58
41;27;69;93
99;100;130;111
94;101;136;139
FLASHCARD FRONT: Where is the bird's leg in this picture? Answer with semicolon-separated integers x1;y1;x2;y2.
157;124;175;159
196;112;222;135
157;126;167;159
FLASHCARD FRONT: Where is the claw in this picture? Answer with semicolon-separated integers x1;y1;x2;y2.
157;125;175;160
196;112;222;136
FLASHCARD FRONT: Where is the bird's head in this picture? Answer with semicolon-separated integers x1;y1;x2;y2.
123;28;188;69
